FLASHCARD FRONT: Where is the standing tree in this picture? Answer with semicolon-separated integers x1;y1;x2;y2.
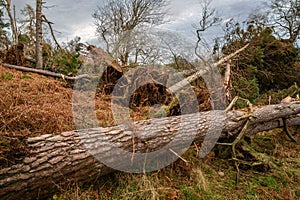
20;3;61;63
269;0;300;43
0;0;9;49
36;0;43;69
18;4;36;59
20;5;36;43
3;0;18;44
92;0;168;66
156;31;195;69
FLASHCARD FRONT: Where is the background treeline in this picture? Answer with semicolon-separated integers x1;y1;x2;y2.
0;0;299;104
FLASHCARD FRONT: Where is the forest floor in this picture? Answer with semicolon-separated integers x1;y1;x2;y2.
0;65;299;200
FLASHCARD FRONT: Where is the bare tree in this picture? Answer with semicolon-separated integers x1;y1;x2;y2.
156;31;195;68
93;0;168;66
269;0;300;43
0;0;9;49
129;29;162;65
36;0;43;69
3;0;18;44
21;5;36;38
194;0;221;61
20;3;61;59
19;4;36;57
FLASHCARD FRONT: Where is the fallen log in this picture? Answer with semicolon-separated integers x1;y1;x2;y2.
170;43;249;93
0;102;299;199
2;63;91;81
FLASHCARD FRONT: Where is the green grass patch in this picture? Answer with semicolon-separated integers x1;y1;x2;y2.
1;72;14;80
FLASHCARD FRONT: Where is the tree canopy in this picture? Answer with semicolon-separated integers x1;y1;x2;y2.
92;0;168;66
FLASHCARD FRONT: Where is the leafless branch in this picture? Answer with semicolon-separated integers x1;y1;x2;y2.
41;15;61;49
194;0;222;62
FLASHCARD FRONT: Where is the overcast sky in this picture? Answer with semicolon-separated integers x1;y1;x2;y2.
11;0;266;46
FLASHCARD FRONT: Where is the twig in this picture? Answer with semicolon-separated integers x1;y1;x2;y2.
214;44;249;66
217;97;253;185
225;96;239;112
283;118;297;143
169;148;189;163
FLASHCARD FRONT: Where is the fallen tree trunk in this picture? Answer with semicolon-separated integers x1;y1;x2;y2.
170;44;249;93
2;63;91;81
0;102;299;199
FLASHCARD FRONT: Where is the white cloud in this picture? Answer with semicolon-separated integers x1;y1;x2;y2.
68;22;97;43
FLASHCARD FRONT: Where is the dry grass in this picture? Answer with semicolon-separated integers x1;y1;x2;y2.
0;66;74;136
0;65;114;168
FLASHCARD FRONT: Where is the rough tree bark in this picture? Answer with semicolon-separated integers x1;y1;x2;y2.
0;102;299;200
